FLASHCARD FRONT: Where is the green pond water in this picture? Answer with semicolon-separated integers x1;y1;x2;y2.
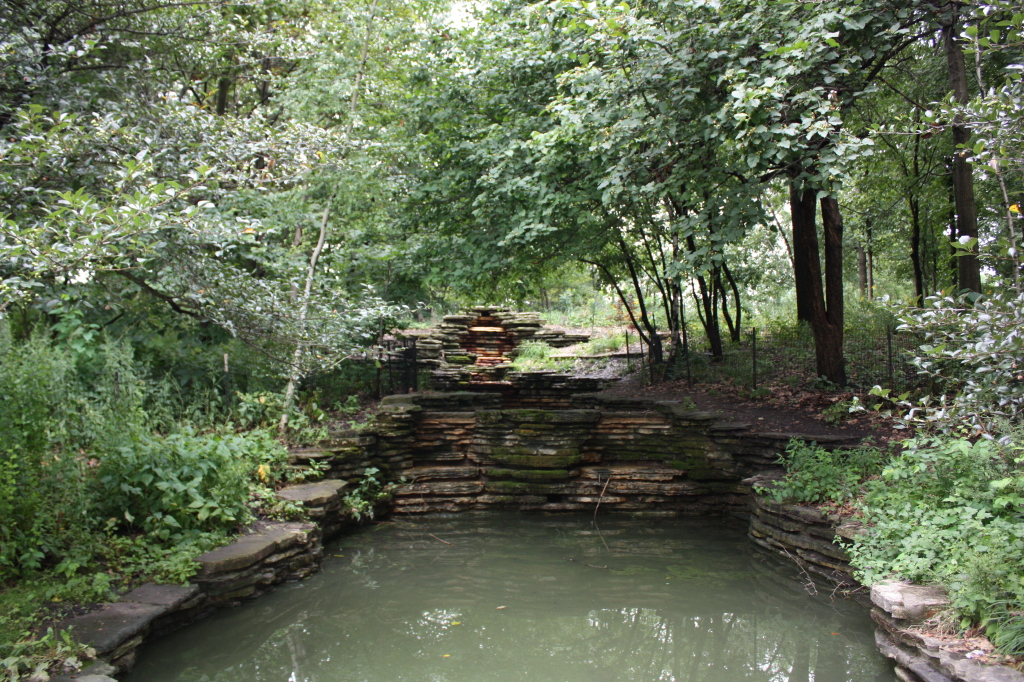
125;513;896;682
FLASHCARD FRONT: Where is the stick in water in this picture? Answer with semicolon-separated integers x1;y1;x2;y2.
429;534;452;546
594;475;612;520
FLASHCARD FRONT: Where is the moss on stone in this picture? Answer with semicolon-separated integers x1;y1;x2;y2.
483;480;562;495
485;468;571;481
489;453;581;469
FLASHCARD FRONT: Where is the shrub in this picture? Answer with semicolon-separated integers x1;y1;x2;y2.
94;428;287;539
757;439;883;505
0;330;84;576
584;333;625;355
897;289;1024;431
343;467;398;521
510;341;571;372
849;436;1024;622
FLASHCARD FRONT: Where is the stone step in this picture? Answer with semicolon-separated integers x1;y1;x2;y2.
276;479;347;508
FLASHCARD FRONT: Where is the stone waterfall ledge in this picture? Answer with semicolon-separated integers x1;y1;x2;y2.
55;480;359;680
383;392;864;515
870;581;1024;682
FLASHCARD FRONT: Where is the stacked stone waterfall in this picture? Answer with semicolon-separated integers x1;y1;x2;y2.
408;306;590;386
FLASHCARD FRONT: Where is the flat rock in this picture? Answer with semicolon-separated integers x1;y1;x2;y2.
872;580;950;621
58;602;166;655
120;583;198;609
942;652;1024;682
51;661;118;682
276;480;347;506
195;527;305;576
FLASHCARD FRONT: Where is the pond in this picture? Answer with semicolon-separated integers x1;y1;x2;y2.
125;513;896;682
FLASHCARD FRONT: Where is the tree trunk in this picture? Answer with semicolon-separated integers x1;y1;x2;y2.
817;195;846;385
686;235;724;360
722;262;742;341
215;77;231;116
910;196;924;305
857;244;867;297
944;15;982;292
790;182;817;322
690;275;723;360
866;220;875;297
618;239;664;369
715;267;737;342
910;117;925;304
279;201;331;434
791;185;846;385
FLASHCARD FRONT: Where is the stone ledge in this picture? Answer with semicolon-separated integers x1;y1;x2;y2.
120;583;199;610
872;580;950;622
194;527;304;576
873;609;1024;682
276;479;347;507
57;602;166;656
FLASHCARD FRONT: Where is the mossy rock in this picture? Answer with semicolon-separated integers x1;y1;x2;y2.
514;424;556;435
488;446;581;469
446;355;474;365
489;453;581;469
483;480;564;495
484;468;571;481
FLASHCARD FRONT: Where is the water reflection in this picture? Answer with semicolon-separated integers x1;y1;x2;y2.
125;514;895;682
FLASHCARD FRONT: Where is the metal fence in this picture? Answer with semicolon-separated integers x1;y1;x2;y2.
171;338;423;415
667;324;928;394
303;337;420;402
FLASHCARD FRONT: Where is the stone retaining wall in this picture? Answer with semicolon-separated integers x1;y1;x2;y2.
870;582;1024;682
746;492;862;588
64;385;1024;682
379;391;861;515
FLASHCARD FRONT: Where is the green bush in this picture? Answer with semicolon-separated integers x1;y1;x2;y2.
848;436;1024;622
94;428;286;539
0;330;85;575
342;467;398;521
510;341;571;372
757;439;883;505
584;333;625;355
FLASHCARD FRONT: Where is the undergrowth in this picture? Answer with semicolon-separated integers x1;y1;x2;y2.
765;435;1024;658
510;341;573;372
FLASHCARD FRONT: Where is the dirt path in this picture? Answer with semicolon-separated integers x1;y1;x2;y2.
596;374;899;443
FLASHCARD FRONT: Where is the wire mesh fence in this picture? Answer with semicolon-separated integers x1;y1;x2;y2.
301;337;420;403
164;338;423;415
666;323;928;394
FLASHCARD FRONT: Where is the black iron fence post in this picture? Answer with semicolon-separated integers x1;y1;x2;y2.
375;347;383;399
886;325;894;390
410;338;418;393
751;328;757;390
625;328;631;373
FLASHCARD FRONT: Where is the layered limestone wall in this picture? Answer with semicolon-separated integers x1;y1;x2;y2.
367;389;861;515
405;307;591;385
57;384;1024;682
746;492;862;588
